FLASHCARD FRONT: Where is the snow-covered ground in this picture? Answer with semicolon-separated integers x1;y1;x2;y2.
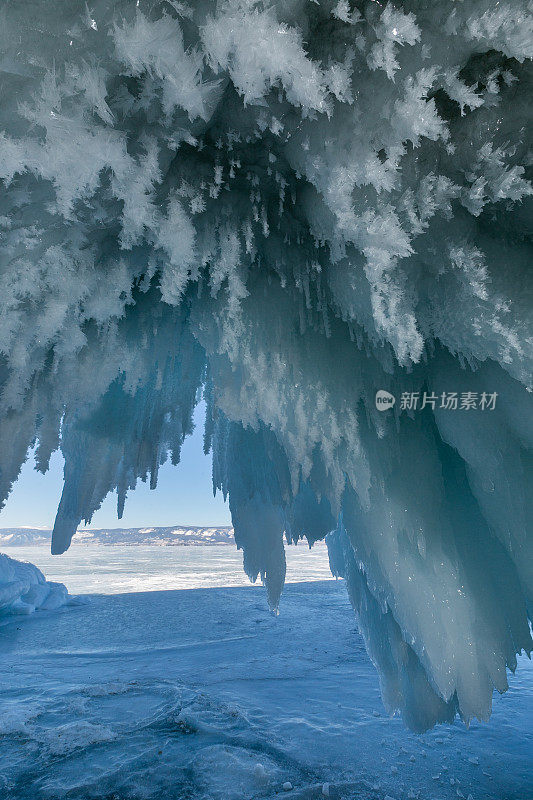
0;563;531;800
0;542;333;594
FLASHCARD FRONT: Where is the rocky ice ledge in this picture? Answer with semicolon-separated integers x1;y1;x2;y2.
0;553;72;616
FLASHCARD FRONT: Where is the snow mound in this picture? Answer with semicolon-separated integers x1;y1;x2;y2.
0;552;70;615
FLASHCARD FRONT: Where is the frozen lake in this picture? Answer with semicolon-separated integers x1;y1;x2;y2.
0;546;531;800
0;541;333;594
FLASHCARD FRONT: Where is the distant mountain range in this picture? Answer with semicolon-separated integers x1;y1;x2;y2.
0;526;235;547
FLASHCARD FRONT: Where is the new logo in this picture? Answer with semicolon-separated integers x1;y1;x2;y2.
375;390;396;411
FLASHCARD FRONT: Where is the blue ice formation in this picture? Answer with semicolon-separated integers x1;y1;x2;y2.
0;0;531;730
0;552;70;615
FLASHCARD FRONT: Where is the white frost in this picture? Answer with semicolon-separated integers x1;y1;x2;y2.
0;0;531;732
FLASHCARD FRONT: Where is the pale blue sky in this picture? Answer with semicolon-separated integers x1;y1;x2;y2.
0;402;232;529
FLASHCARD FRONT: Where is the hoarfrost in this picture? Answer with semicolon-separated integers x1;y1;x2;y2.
0;0;531;732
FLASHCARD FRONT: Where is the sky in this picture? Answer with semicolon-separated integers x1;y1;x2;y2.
0;402;232;529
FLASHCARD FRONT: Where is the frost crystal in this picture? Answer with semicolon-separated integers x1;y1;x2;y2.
0;0;531;731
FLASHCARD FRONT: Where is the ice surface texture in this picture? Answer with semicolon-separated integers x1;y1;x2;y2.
0;0;531;730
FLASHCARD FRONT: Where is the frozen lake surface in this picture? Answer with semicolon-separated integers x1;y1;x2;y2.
0;542;333;594
0;547;531;800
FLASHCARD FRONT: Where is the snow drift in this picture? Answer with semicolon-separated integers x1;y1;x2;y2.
0;0;531;730
0;552;70;615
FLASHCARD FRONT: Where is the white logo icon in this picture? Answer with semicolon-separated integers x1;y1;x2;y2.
375;390;396;411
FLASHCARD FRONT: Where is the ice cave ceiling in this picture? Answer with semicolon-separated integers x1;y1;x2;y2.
0;0;532;732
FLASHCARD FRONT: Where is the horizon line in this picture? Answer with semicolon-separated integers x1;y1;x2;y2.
0;524;234;532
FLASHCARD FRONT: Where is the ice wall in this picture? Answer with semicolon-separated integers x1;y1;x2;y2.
0;0;531;729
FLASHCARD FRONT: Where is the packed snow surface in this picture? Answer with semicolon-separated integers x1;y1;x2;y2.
0;0;532;730
0;581;531;800
0;541;333;594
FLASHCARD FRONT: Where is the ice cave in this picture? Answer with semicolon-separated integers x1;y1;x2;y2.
0;0;531;758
